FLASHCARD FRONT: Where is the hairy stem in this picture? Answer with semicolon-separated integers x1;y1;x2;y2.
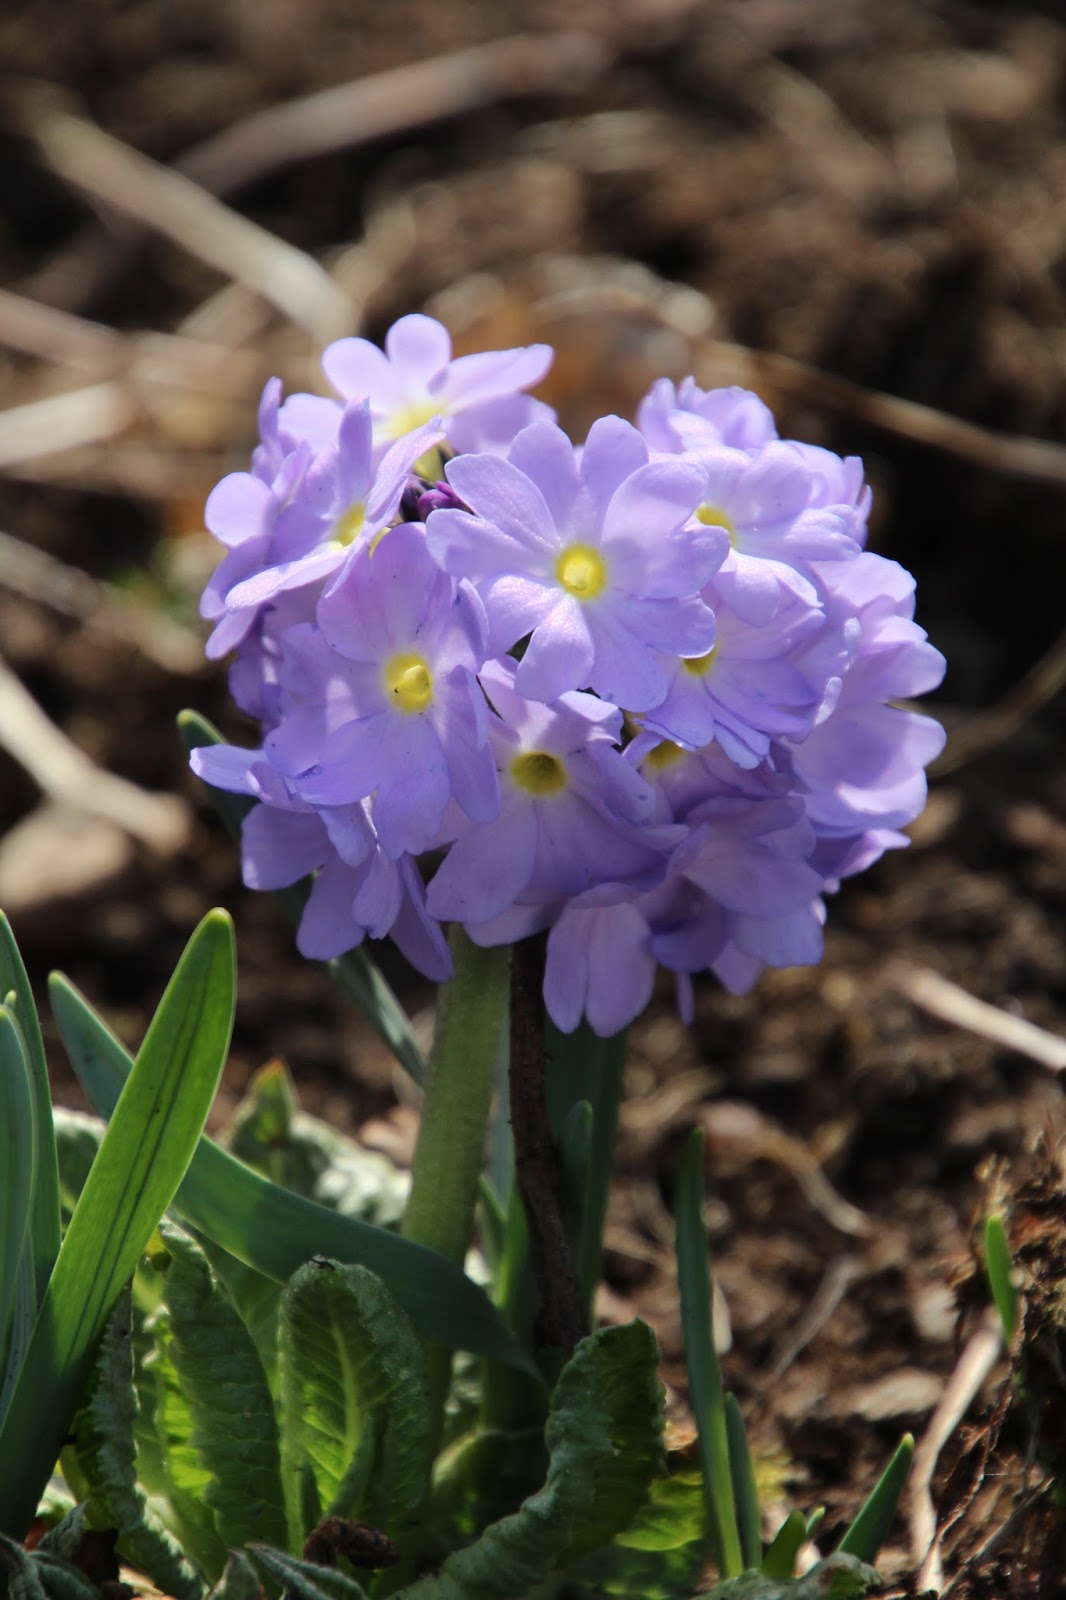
401;927;510;1445
509;937;589;1357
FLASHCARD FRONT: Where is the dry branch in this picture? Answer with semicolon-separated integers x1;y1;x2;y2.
18;91;351;343
0;652;188;855
180;33;610;196
0;529;204;676
889;962;1066;1072
910;1308;1003;1593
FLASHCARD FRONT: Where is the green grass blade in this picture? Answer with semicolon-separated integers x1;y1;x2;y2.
760;1508;807;1578
724;1393;762;1570
178;709;427;1086
836;1433;914;1563
0;910;236;1540
0;1006;37;1417
49;974;536;1377
674;1128;743;1580
546;1023;626;1316
0;916;60;1309
984;1215;1019;1343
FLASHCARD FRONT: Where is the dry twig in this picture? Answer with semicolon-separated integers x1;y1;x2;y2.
0;529;204;676
0;382;136;471
180;33;609;196
0;651;188;855
18;91;351;343
889;962;1066;1073
765;1253;865;1382
930;626;1066;777
910;1307;1003;1592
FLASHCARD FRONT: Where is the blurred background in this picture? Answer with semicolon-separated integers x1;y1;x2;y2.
2;0;1066;1578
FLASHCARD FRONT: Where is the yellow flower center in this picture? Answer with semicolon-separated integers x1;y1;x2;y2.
510;750;567;796
331;502;366;550
681;648;716;678
697;503;735;542
382;652;433;713
385;398;440;439
556;542;608;600
643;740;686;773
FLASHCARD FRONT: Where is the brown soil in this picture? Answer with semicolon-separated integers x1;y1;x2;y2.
3;1;1066;1591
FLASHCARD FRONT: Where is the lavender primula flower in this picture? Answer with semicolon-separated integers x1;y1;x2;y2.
188;745;451;979
221;398;442;616
321;313;554;454
426;417;721;709
275;523;498;858
426;657;671;931
681;440;863;582
787;551;946;840
638;377;779;455
642;557;833;765
200;432;312;660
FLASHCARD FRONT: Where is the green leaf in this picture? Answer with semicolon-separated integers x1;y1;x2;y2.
226;1060;407;1226
49;975;533;1376
984;1214;1018;1343
674;1128;743;1580
546;1022;626;1315
0;1006;37;1420
249;1545;371;1600
836;1433;913;1564
158;1222;287;1553
0;915;61;1311
66;1289;204;1600
570;1469;707;1599
0;910;236;1541
396;1321;664;1600
179;708;427;1087
0;1534;48;1600
206;1552;261;1600
724;1393;762;1570
12;1508;99;1600
34;1504;88;1561
51;1110;104;1219
705;1553;882;1598
760;1510;806;1579
277;1260;432;1542
139;1304;229;1579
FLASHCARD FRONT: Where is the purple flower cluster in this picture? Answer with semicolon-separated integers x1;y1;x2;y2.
193;316;945;1034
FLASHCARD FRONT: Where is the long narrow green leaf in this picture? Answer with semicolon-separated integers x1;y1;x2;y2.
836;1434;914;1563
159;1223;287;1553
49;974;536;1377
277;1260;432;1542
0;914;61;1309
675;1128;743;1581
0;910;236;1540
984;1215;1018;1343
0;1007;37;1417
178;708;427;1087
546;1023;627;1316
760;1510;807;1579
724;1393;762;1570
66;1290;203;1600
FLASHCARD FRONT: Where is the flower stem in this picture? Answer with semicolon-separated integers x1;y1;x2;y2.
510;936;589;1357
401;926;510;1438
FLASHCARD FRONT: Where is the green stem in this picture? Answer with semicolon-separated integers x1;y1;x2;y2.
401;928;510;1440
